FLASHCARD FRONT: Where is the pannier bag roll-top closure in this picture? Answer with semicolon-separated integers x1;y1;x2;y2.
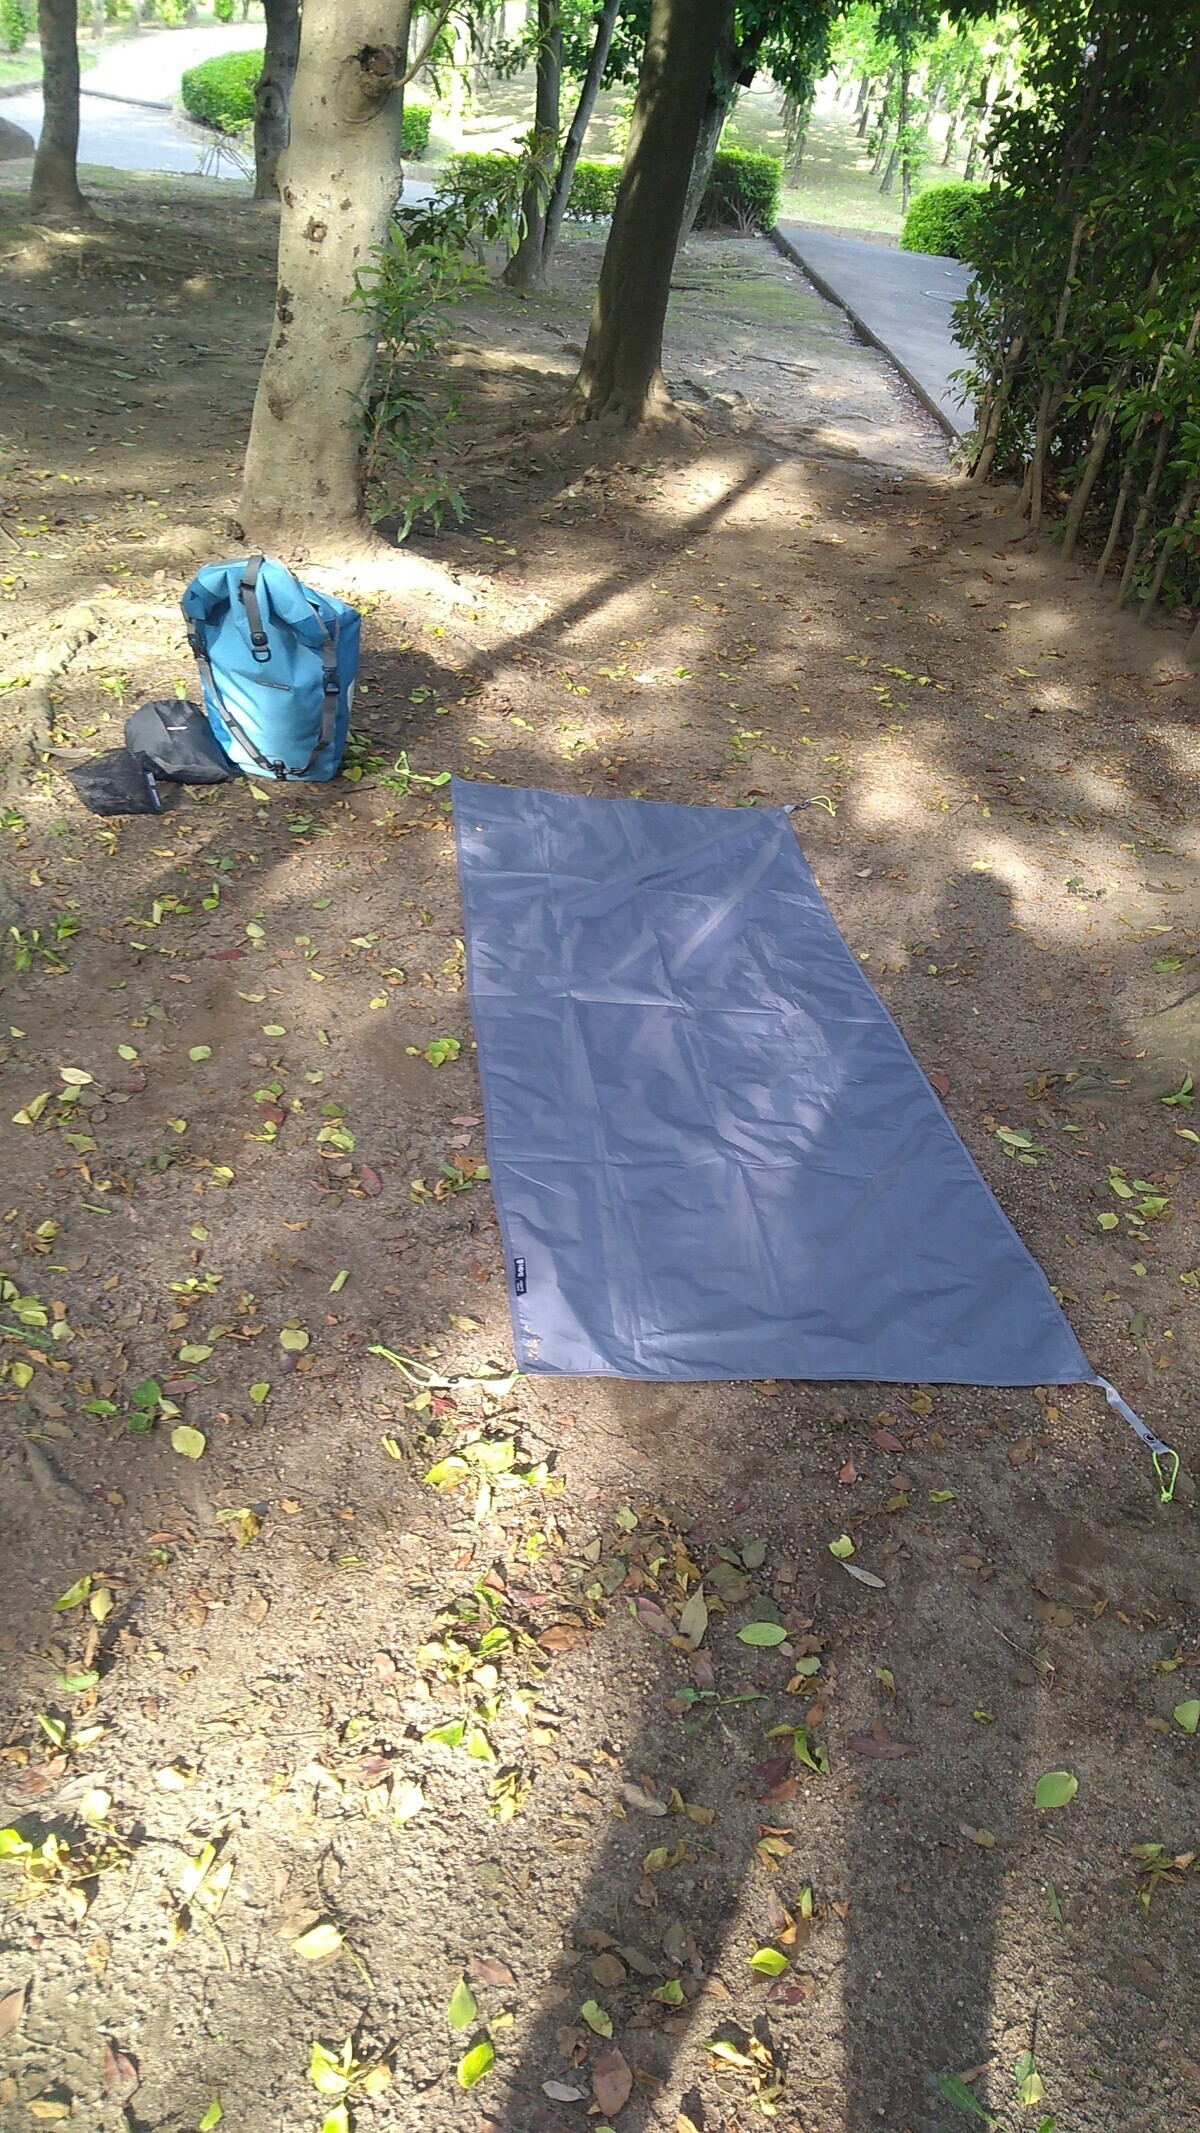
180;554;362;783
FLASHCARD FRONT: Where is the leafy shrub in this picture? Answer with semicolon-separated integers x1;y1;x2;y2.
401;100;432;158
0;0;32;56
568;159;621;220
437;150;621;229
180;50;261;134
697;149;781;232
900;182;983;260
434;149;559;252
213;0;236;19
354;215;487;538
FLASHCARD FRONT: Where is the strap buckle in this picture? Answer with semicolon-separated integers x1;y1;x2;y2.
250;631;271;663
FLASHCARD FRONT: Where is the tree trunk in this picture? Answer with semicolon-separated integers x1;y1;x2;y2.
503;0;561;291
897;67;911;209
91;0;104;38
853;74;871;124
1139;476;1200;621
30;0;88;222
570;0;733;425
680;82;732;238
962;74;989;182
540;0;620;279
254;0;302;200
1026;213;1084;534
241;0;412;550
879;141;899;193
855;79;876;136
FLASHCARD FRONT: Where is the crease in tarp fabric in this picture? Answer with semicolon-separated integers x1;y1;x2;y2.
451;779;1176;1494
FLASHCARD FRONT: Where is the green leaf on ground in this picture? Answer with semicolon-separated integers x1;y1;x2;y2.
1173;1698;1199;1734
935;2071;999;2125
580;1999;613;2038
279;1326;309;1352
456;2040;495;2089
1014;2051;1045;2108
424;1036;462;1066
828;1534;855;1558
448;1978;478;2031
171;1426;206;1460
197;2105;222;2132
737;1621;787;1647
52;1575;92;1613
188;1045;212;1063
678;1587;709;1647
1034;1770;1078;1810
249;1382;270;1404
748;1947;788;1976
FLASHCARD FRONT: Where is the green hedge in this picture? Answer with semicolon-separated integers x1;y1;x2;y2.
180;49;259;133
402;100;432;158
437;148;780;234
182;57;432;154
565;158;620;219
900;182;983;260
697;149;781;232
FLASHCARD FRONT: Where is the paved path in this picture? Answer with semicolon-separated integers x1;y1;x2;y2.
2;25;265;179
2;23;435;193
3;79;244;177
773;222;972;438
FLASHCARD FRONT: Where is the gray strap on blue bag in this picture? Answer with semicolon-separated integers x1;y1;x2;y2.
240;553;271;663
189;627;288;782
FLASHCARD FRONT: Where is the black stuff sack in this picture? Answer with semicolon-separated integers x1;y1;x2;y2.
125;698;237;784
67;749;168;817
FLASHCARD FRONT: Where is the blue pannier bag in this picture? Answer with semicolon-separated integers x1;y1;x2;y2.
181;554;360;782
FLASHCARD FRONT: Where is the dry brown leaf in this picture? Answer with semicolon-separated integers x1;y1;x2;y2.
592;2046;633;2116
591;1951;627;1989
470;1955;516;1989
537;1622;588;1653
101;2038;140;2106
0;1982;28;2039
620;1780;667;1817
848;1721;913;1759
633;1598;675;1639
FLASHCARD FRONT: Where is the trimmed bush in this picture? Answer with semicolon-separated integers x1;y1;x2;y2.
567;159;621;220
401;100;432;158
180;49;260;134
899;182;983;260
697;149;781;233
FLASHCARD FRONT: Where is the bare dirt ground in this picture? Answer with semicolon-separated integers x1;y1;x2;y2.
0;174;1198;2133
